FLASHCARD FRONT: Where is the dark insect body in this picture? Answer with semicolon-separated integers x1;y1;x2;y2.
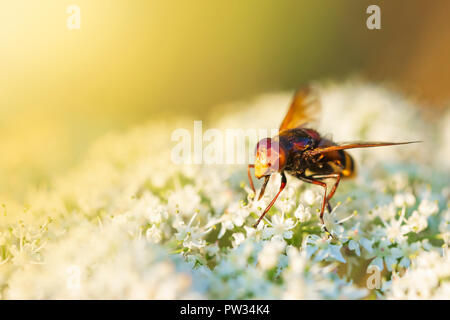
247;86;419;232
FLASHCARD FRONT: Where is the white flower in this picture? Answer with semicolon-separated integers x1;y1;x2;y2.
387;250;450;299
406;210;428;233
262;212;297;240
302;189;319;206
275;186;297;213
418;199;439;217
133;193;168;224
378;207;411;243
345;223;373;256
217;213;235;239
322;205;354;237
280;248;309;299
394;193;416;207
294;204;312;222
257;239;285;271
305;235;346;263
228;202;250;227
174;213;212;250
285;246;307;272
217;203;251;238
371;203;397;221
396;240;421;268
369;240;403;272
390;172;409;191
148;205;168;224
243;225;259;239
167;185;201;217
146;225;162;243
232;233;246;248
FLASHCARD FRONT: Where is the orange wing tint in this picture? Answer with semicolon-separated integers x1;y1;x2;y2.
306;141;422;156
279;86;321;132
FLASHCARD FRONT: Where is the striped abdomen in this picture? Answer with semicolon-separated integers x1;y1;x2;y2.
338;150;356;178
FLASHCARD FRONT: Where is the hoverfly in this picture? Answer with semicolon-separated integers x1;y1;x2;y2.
247;86;419;231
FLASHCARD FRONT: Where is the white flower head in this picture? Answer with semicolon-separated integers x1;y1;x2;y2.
174;213;212;250
378;206;411;243
302;189;319;206
406;210;428;233
322;204;354;238
257;239;285;271
418;199;439;217
305;235;346;263
369;240;403;272
2;81;449;300
232;233;246;248
146;225;162;243
393;192;416;207
167;185;201;217
346;223;373;257
262;212;297;240
294;204;312;223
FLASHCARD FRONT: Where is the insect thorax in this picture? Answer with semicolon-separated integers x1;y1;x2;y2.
278;128;319;173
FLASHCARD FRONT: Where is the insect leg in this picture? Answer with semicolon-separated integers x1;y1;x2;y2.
325;173;341;202
298;175;328;225
253;172;287;228
309;173;342;211
258;175;271;201
247;164;256;193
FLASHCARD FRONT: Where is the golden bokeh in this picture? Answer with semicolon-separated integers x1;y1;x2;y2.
0;0;449;200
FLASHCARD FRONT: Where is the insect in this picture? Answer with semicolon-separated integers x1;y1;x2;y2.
247;86;419;231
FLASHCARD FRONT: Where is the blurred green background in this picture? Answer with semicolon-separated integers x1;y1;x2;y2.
0;0;449;200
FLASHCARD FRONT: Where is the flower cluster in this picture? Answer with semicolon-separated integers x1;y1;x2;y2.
0;81;448;299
